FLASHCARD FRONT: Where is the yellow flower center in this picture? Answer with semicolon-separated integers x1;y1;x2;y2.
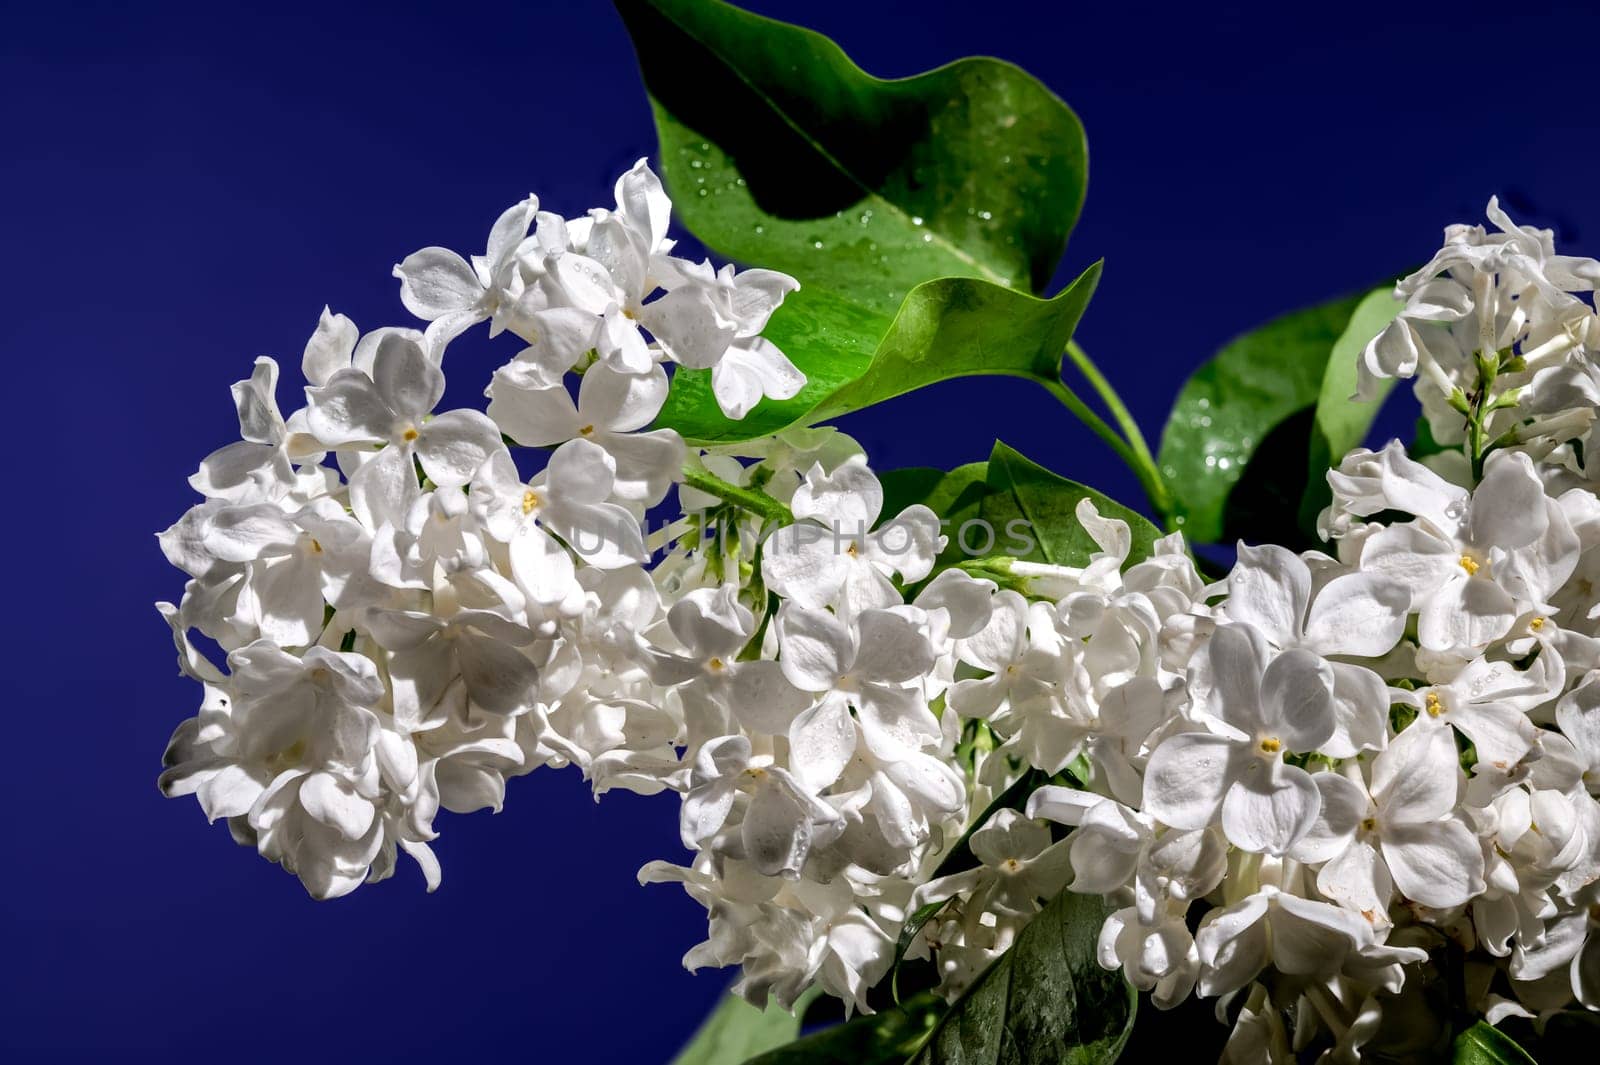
707;657;725;673
522;490;541;515
402;427;420;442
1258;737;1281;755
309;538;323;554
579;424;596;436
1530;616;1546;632
1425;691;1445;717
1458;554;1480;576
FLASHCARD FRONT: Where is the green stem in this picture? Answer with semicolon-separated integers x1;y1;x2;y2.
1037;377;1173;521
679;464;793;525
1066;340;1158;470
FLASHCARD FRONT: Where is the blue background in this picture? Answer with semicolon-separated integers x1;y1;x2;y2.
6;0;1600;1060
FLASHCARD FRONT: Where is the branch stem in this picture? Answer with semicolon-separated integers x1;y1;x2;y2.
679;465;793;525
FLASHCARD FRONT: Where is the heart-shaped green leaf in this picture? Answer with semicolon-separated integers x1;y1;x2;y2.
977;442;1160;567
613;0;1097;445
879;462;991;521
885;443;1161;591
907;890;1136;1064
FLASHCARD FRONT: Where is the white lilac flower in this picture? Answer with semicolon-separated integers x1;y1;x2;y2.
1292;722;1485;916
642;258;804;418
486;362;685;505
159;182;1600;1051
763;455;945;615
1143;623;1335;855
393;194;540;345
1356;449;1579;656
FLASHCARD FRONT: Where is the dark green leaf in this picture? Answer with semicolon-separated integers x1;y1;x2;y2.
1453;1021;1538;1064
978;442;1161;566
670;988;818;1065
742;994;944;1065
896;443;1161;591
1297;286;1404;538
908;890;1136;1064
614;0;1098;445
615;0;1084;297
879;462;990;522
1157;290;1367;544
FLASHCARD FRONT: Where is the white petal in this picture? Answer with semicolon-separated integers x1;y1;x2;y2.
1323;663;1390;759
1289;772;1369;864
457;633;539;715
1142;732;1239;831
1302;571;1410;658
1258;647;1335;752
509;523;576;605
305;370;392;446
1418;575;1516;654
788;693;855;792
727;660;813;736
415;410;500;488
1205;624;1271;734
1372;721;1460;824
372;333;444;424
1381;817;1485;908
1270;893;1370;974
298;772;376;841
1195;893;1271;997
1220;760;1320;854
546;437;617;504
196;764;265;821
302;306;358;387
851;609;935;684
682;780;736;848
743;784;811;879
488;378;582;447
1314;838;1392;922
578;362;669;433
1224;543;1309;647
775;605;853;692
711;338;805;419
395;246;483;319
791;454;882;531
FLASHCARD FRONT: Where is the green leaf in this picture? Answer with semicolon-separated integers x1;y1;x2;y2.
977;442;1161;567
879;462;990;521
614;0;1084;297
658;264;1100;445
1454;1021;1539;1064
670;988;819;1065
1297;286;1404;538
891;444;1161;592
742;994;944;1065
614;0;1098;445
907;890;1136;1064
1157;290;1369;545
